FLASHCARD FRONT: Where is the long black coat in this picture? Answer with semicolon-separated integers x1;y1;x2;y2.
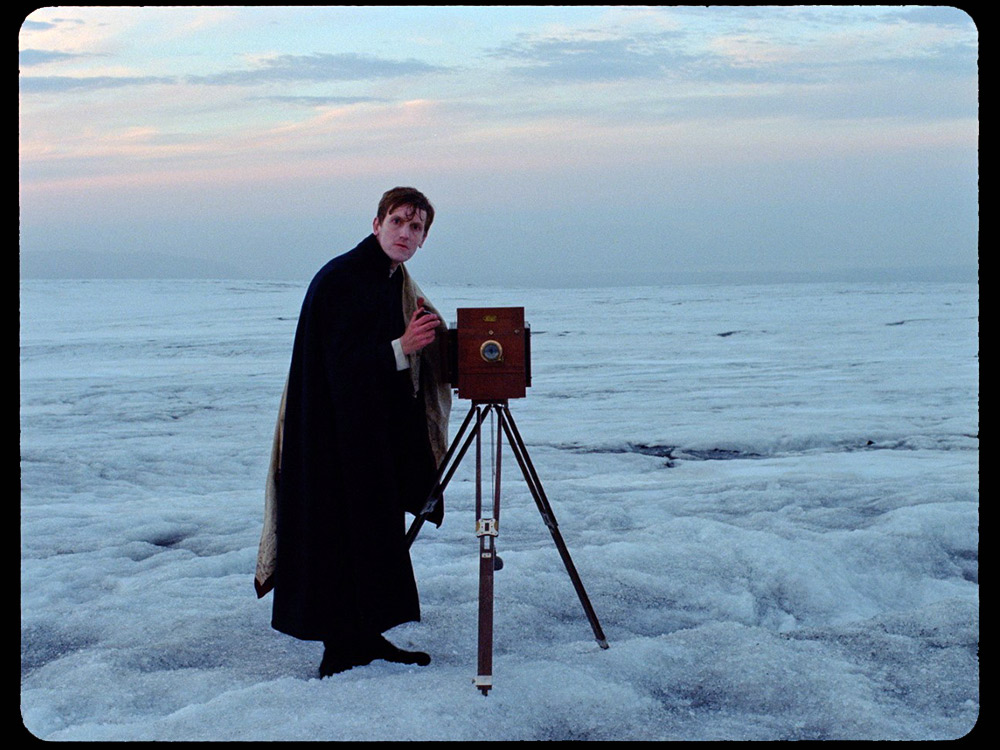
270;235;440;642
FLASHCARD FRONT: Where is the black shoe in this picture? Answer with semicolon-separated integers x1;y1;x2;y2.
369;634;431;667
319;640;375;678
319;634;430;677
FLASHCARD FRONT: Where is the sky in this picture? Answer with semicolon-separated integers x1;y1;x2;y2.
19;6;979;285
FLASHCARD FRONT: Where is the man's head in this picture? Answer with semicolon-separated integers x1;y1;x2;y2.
376;187;435;235
373;186;435;269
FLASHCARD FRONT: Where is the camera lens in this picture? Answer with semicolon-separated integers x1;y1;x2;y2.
480;340;503;362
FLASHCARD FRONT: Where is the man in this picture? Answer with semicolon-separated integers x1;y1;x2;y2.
255;187;452;677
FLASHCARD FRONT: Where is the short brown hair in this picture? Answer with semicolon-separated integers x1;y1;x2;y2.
376;186;435;235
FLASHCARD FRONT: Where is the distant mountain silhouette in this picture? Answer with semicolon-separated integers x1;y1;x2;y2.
20;249;244;280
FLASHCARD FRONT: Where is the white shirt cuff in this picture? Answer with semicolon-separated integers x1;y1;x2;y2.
391;338;410;371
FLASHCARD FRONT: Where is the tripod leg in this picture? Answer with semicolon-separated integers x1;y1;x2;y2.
474;405;498;695
476;525;497;694
499;405;609;649
406;403;490;548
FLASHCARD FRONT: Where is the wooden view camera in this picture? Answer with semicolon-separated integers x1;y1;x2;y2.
414;305;607;696
444;307;531;401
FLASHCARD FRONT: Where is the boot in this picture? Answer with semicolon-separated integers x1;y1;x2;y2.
368;633;431;667
319;639;375;677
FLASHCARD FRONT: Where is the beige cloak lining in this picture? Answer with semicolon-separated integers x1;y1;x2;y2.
254;265;452;597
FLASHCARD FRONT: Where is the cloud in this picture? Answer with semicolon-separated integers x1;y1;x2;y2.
889;6;979;28
20;19;57;31
488;7;977;91
491;30;695;82
19;48;88;66
248;94;388;107
187;52;450;86
19;50;451;95
19;75;177;93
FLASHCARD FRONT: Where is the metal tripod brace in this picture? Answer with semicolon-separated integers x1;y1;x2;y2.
405;400;609;696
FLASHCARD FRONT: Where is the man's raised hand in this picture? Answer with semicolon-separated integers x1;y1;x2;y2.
400;297;439;355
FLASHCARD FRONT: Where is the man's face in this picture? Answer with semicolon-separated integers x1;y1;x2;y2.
373;204;428;267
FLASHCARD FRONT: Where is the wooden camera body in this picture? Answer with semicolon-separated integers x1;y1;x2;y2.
443;307;531;401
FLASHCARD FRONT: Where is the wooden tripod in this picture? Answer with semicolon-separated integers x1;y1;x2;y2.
406;400;609;695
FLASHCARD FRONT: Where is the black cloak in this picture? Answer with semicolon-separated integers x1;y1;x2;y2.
269;234;444;642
